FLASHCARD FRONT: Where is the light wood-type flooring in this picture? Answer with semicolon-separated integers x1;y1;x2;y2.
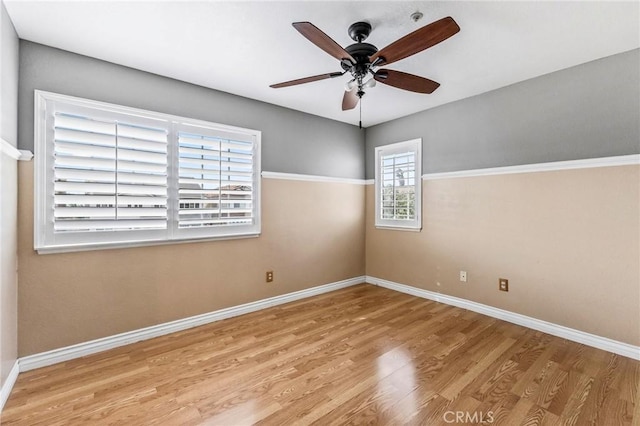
2;284;638;425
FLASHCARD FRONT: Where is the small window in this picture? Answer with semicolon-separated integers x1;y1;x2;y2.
34;91;261;253
374;139;422;230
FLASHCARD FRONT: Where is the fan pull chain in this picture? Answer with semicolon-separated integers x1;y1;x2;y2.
359;98;362;129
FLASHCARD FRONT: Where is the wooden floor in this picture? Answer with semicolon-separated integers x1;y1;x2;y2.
2;284;638;425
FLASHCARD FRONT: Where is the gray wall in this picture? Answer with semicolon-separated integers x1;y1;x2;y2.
365;48;640;178
1;0;18;146
19;41;365;179
20;42;639;181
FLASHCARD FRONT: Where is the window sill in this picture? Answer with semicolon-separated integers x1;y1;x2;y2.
36;233;260;255
374;225;422;232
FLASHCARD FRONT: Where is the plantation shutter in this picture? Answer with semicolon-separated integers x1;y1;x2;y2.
178;128;255;229
53;112;168;232
36;91;261;252
380;150;416;220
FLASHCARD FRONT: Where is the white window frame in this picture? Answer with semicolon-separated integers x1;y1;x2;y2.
34;90;261;253
374;138;422;231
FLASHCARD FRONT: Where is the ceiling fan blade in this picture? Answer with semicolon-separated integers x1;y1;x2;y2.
270;72;343;88
342;90;359;111
374;69;440;94
293;22;355;63
369;16;460;66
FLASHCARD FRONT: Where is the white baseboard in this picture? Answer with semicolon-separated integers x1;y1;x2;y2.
14;273;638;380
366;275;640;361
19;276;365;372
0;361;20;412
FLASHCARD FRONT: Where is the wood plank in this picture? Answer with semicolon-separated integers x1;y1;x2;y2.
2;284;638;425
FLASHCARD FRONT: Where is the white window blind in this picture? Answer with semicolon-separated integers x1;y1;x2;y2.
380;150;416;220
374;139;422;230
35;91;261;253
178;131;254;229
53;113;168;232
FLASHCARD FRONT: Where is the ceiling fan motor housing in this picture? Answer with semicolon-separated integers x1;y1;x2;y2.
341;42;378;77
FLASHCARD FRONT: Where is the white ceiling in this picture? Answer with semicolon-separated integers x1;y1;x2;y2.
5;1;639;127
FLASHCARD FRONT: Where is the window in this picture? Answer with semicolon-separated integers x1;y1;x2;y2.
34;91;261;253
374;139;422;230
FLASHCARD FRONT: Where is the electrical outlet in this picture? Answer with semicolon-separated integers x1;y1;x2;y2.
499;278;509;292
266;271;274;282
459;271;467;282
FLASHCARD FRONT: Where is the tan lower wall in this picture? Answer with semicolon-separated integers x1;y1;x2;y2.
1;152;18;388
366;165;640;346
16;160;640;355
18;161;365;356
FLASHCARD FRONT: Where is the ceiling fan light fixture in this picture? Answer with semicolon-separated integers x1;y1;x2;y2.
363;78;376;88
345;79;357;91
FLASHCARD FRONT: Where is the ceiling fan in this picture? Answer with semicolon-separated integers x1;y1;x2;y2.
270;16;460;124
